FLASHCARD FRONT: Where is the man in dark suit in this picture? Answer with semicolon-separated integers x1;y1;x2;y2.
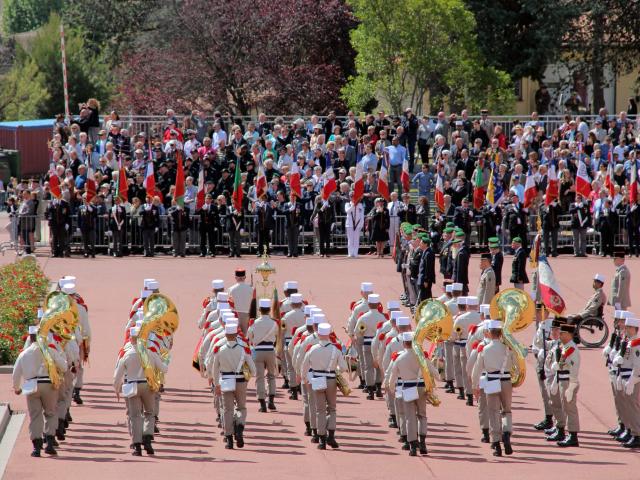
254;197;274;256
280;192;302;257
439;227;454;287
46;196;72;258
78;195;98;258
505;193;528;251
140;195;160;257
323;111;342;137
198;194;219;257
510;237;529;289
453;197;474;247
489;237;503;294
110;195;128;257
417;235;436;302
452;232;470;295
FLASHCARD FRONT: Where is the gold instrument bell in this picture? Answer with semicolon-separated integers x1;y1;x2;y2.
413;299;453;406
489;288;535;387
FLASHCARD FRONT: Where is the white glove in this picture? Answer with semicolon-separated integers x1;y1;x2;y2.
549;379;559;396
565;383;577;402
603;345;611;358
205;301;215;312
551;361;560;372
65;224;69;231
155;227;159;233
612;355;624;366
616;376;624;391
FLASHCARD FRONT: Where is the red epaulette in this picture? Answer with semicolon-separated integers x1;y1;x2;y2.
291;327;297;336
378;333;386;341
293;334;303;346
385;337;394;346
391;351;400;361
423;350;430;359
376;304;384;313
471;340;480;351
244;346;251;354
562;346;575;360
630;338;640;348
118;348;126;359
248;318;255;327
274;318;281;327
303;300;309;305
129;309;137;319
228;299;235;309
376;321;384;330
332;341;342;351
131;297;140;306
203;321;211;330
468;325;478;335
74;294;88;311
383;312;390;320
213;337;222;345
305;343;314;353
477;344;485;353
358;311;365;319
48;343;56;349
350;301;356;311
213;345;220;354
202;297;210;309
52;334;62;343
149;346;158;353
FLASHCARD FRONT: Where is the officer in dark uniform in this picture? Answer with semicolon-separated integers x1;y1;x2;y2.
110;195;127;257
489;237;503;294
505;192;528;251
46;196;72;257
452;230;470;295
453;198;474;247
140;195;160;257
439;226;454;288
198;193;219;257
78;195;98;258
226;203;244;257
510;237;529;289
540;199;562;257
170;202;190;257
281;192;302;257
417;235;436;302
254;197;274;256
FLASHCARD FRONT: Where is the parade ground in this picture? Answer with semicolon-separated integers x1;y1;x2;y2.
0;246;639;480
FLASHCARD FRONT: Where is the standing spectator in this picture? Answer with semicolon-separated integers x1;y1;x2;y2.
510;237;529;289
345;191;364;258
387;191;403;250
385;136;407;196
311;196;334;258
402;108;419;172
170;201;190;257
569;193;590;257
412;164;434;199
417;116;434;165
595;198;617;257
534;85;551;115
110;195;127;257
540;198;561;257
282;192;301;258
368;198;390;258
17;190;37;254
198;194;218;257
140;195;160;257
78;195;97;258
627;198;640;257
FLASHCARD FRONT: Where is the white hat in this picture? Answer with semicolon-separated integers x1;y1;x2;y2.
401;331;414;342
466;296;479;306
594;273;605;283
217;302;230;311
360;282;374;293
141;289;151;299
396;316;411;327
290;293;303;304
445;285;454;293
452;283;463;291
212;279;225;289
143;278;156;288
312;314;325;324
216;292;229;302
478;320;488;330
457;296;467;305
259;298;272;309
147;280;160;290
61;283;76;294
225;324;238;334
222;311;236;318
390;310;404;320
28;325;38;335
62;275;76;282
387;300;401;309
310;308;323;317
305;316;314;326
367;294;380;304
284;281;298;290
130;327;140;337
625;317;640;328
487;320;503;329
318;323;332;335
622;311;635;319
304;304;317;315
37;309;44;319
480;304;491;315
614;310;625;319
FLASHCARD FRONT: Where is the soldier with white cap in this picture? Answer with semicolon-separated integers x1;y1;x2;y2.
292;308;319;437
114;326;167;456
301;322;348;450
567;274;607;325
443;283;463;393
280;281;299;315
354;294;386;400
542;319;565;442
347;282;374;389
453;296;480;405
531;315;555;432
466;317;491;443
612;314;640;448
13;325;67;457
229;269;253;332
604;310;630;439
281;293;305;400
374;310;402;428
277;281;299;390
212;322;257;449
248;298;279;412
472;320;516;457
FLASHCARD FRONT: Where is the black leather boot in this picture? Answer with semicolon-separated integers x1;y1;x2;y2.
623;435;640;449
258;399;267;412
55;419;66;441
557;432;579;447
401;435;410;450
304;421;312;436
357;377;365;389
225;435;234;449
48;434;59;447
268;395;276;411
311;429;319;443
235;423;245;448
502;432;513;455
281;379;290;390
389;415;398;429
456;387;465;400
366;386;375;400
327;430;339;448
44;435;57;455
154;416;160;433
72;388;83;405
317;435;327;450
375;383;383;398
534;415;553;431
481;429;490;443
544;425;557;435
409;441;418;456
142;434;155;455
418;435;427;455
617;428;632;443
465;394;473;406
546;426;564;441
608;423;625;436
132;443;142;456
491;441;502;457
445;380;455;393
289;388;298;400
66;410;72;423
31;438;42;457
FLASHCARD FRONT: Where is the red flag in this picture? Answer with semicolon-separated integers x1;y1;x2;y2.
472;163;485;210
321;153;337;201
605;149;615;198
255;153;267;199
144;161;163;202
523;166;537;208
49;173;61;199
630;158;638;205
538;257;566;315
231;163;243;212
401;158;410;193
117;157;128;202
377;150;390;201
85;165;96;203
545;161;559;206
434;168;445;213
175;150;185;207
576;157;592;198
290;161;302;198
353;160;365;204
196;165;205;210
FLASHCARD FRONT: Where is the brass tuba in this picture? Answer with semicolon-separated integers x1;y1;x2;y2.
138;293;179;391
489;288;535;387
413;299;453;406
37;291;79;389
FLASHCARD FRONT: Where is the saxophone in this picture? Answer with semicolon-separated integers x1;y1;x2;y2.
138;293;179;391
413;299;453;406
490;288;535;387
37;291;78;389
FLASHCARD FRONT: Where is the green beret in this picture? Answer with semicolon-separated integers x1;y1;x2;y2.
512;236;522;243
446;222;455;228
455;230;466;238
443;227;454;233
488;237;500;243
420;234;431;243
400;222;411;230
412;224;422;230
451;238;462;244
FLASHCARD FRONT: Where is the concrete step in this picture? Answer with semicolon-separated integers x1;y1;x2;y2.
0;405;25;480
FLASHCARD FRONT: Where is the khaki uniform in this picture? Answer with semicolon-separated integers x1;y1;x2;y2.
544;340;564;428
212;340;257;436
197;297;217;330
472;339;515;443
73;297;90;390
388;349;428;442
452;311;481;393
229;282;253;332
383;334;406;436
467;339;489;430
606;332;624;429
301;340;348;436
57;337;80;422
477;267;496;306
113;345;167;444
551;341;580;432
443;299;459;382
616;336;640;435
355;310;386;387
295;331;320;429
248;315;279;399
347;299;369;379
609;265;631;310
281;308;305;388
13;343;67;440
576;288;606;318
532;320;553;417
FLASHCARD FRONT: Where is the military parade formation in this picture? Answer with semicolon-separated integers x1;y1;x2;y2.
10;233;639;461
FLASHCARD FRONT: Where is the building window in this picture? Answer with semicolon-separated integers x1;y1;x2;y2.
514;79;523;101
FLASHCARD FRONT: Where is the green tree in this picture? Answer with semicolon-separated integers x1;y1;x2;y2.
0;53;50;120
2;0;63;34
343;0;515;114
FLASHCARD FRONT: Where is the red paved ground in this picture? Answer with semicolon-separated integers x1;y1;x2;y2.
1;235;639;479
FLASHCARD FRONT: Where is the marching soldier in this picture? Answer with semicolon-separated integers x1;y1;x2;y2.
472;320;515;457
13;325;67;457
531;317;554;431
281;293;305;399
477;253;496;305
451;296;467;400
212;323;257;449
229;269;253;333
248;298;279;412
466;315;490;443
114;326;167;456
354;294;386;400
347;282;375;389
489;237;503;294
453;296;480;406
510;237;528;290
542;320;565;442
604;310;627;439
609;251;631;310
551;323;581;447
300;322;348;450
443;283;463;393
291;308;318;437
616;316;640;448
